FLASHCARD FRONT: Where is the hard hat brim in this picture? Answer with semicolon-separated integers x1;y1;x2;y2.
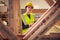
25;6;33;9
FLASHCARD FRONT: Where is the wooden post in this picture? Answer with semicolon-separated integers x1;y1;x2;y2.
8;0;22;35
13;0;22;35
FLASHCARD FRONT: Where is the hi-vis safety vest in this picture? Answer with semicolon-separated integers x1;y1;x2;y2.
22;12;35;25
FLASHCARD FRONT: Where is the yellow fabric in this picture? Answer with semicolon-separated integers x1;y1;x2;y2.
22;12;35;25
25;2;33;8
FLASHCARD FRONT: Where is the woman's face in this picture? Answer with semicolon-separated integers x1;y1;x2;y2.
26;6;33;13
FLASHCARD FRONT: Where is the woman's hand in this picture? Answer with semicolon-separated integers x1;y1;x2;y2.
29;23;33;27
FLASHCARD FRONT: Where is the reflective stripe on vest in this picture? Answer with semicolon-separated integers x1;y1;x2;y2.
21;14;27;25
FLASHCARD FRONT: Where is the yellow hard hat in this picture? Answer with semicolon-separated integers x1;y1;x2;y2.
25;2;33;8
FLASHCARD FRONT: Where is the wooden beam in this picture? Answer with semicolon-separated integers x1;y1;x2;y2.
45;0;54;6
0;20;21;40
8;0;22;35
13;0;22;35
37;33;60;40
21;9;47;14
33;9;47;13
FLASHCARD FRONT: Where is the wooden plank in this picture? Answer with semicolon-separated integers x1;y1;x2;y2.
36;33;60;40
49;33;60;38
33;9;47;13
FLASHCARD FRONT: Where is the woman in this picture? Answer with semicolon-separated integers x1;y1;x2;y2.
22;2;35;29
